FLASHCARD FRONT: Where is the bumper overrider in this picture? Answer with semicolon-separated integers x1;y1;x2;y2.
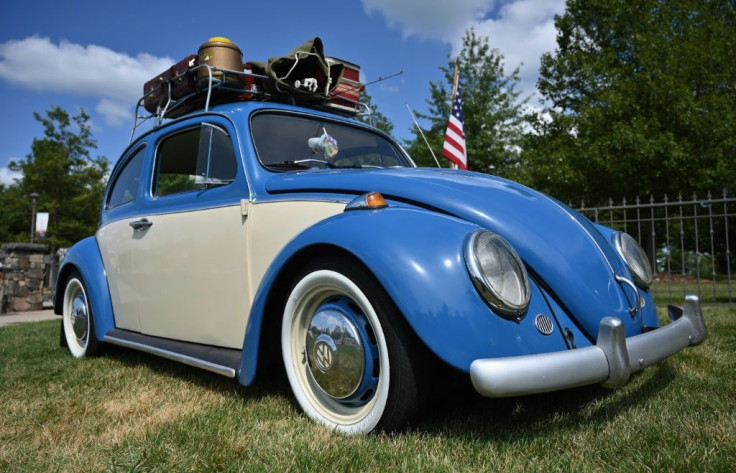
470;295;707;397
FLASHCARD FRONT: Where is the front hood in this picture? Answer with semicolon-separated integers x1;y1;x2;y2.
265;168;639;338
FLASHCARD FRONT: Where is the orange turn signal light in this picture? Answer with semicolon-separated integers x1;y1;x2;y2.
365;192;387;208
345;192;389;211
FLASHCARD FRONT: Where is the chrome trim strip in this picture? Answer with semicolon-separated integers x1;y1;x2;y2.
469;295;706;397
614;274;643;317
103;336;237;378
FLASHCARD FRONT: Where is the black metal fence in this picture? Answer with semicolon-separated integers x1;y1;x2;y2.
577;190;734;305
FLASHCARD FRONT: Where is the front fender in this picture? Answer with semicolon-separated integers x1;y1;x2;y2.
239;207;569;385
55;236;115;341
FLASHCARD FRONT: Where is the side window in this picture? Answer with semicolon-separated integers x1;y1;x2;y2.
107;147;146;209
154;123;237;197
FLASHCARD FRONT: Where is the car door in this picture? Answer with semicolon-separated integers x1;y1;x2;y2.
131;120;251;349
97;145;148;332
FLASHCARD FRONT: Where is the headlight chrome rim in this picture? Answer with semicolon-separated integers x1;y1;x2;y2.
614;232;654;289
465;230;531;321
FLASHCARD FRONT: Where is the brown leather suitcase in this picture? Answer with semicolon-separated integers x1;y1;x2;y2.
143;55;199;113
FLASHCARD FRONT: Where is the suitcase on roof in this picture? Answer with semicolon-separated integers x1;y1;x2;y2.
326;58;363;112
143;54;199;114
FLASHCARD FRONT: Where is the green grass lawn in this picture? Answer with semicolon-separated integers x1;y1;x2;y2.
651;278;735;306
1;308;734;472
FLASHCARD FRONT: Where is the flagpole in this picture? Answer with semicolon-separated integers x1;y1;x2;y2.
405;103;442;168
449;58;459;169
450;58;459;106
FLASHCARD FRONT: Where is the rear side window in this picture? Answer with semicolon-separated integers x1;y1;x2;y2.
107;147;146;209
154;123;237;197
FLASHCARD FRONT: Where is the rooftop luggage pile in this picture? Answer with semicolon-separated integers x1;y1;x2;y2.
136;37;365;126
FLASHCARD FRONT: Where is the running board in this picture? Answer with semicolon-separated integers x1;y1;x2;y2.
104;329;241;378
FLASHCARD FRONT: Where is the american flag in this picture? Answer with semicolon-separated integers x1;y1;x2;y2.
442;82;467;170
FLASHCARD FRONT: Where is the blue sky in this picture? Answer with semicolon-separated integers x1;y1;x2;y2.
0;0;565;184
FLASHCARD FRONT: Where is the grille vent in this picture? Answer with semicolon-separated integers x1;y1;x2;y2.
534;314;554;335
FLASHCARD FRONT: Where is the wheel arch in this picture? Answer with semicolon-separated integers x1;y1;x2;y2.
54;236;115;341
243;242;407;386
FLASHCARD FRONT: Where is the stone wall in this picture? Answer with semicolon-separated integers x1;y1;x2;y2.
0;243;49;313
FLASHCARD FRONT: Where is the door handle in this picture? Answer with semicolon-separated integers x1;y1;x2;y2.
129;218;153;230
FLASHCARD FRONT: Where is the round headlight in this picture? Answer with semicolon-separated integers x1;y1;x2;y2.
615;232;654;289
465;230;531;320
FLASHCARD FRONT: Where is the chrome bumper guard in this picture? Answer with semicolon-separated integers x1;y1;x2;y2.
470;295;707;397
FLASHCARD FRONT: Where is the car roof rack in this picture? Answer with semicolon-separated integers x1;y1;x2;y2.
130;65;371;144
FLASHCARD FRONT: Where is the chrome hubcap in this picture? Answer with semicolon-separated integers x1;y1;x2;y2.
71;292;88;344
305;297;378;406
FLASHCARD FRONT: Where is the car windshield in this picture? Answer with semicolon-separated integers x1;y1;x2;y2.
250;113;412;170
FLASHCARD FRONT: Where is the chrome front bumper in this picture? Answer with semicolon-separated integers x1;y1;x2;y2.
470;295;707;397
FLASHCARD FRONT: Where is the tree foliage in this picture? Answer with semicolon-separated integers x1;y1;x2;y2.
522;0;736;205
405;29;527;177
0;106;109;248
357;89;394;135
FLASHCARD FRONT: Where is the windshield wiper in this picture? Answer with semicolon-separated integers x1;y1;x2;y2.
294;158;336;168
267;161;312;170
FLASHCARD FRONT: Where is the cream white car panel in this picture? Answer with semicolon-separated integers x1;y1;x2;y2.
246;200;344;301
97;219;140;331
133;205;249;348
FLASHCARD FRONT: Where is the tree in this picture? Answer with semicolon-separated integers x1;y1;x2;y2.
1;106;109;248
0;183;29;244
522;0;736;205
357;89;394;135
405;28;528;177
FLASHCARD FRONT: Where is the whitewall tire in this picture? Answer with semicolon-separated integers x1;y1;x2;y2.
281;258;424;434
62;271;101;358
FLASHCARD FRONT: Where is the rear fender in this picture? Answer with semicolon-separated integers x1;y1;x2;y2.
54;236;115;341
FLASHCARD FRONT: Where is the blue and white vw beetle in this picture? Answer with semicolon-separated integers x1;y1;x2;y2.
56;98;706;434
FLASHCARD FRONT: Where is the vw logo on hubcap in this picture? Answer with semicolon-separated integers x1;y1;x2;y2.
314;339;335;372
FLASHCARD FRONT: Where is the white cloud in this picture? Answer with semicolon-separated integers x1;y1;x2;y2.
361;0;565;105
362;0;493;43
0;166;22;185
472;0;565;103
95;98;133;127
0;36;173;126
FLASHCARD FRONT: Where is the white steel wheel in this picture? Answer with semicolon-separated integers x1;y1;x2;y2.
282;258;423;435
62;271;100;358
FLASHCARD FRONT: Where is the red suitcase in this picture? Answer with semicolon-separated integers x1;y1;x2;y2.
326;58;363;111
143;55;199;113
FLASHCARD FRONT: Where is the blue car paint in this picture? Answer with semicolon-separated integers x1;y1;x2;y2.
239;206;571;386
260;168;657;338
54;236;115;341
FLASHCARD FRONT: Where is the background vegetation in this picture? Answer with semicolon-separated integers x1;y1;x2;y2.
1;307;734;472
0;0;733;247
0;107;108;249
